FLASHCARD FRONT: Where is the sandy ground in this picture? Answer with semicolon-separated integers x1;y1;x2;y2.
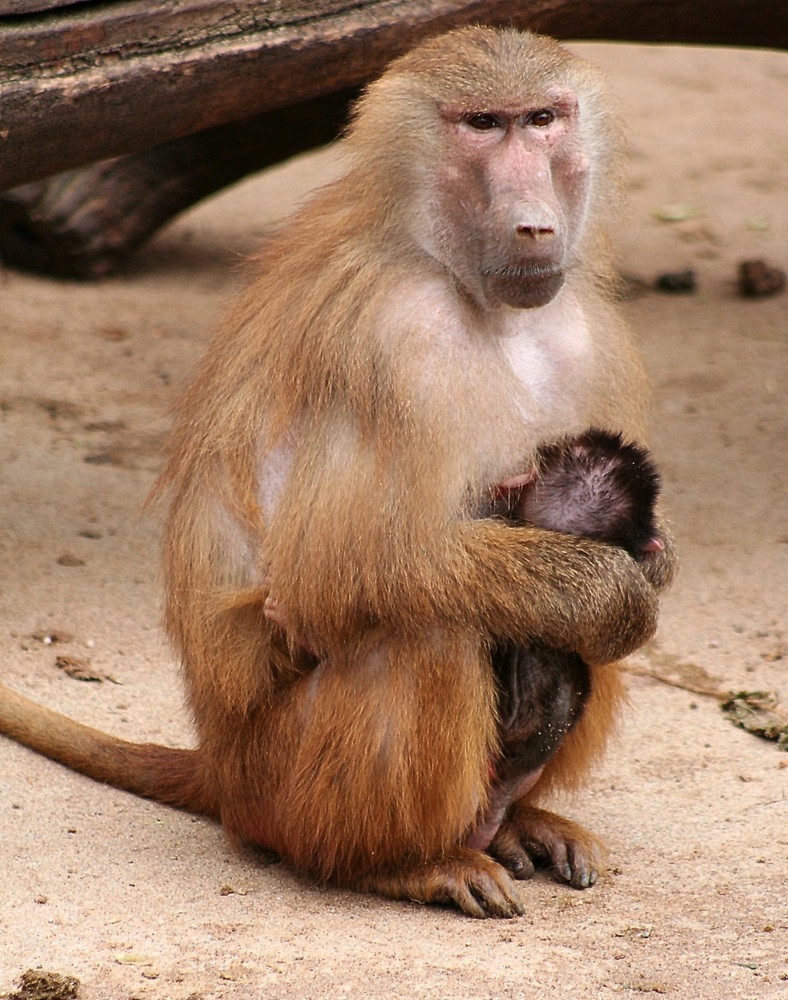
1;41;786;1000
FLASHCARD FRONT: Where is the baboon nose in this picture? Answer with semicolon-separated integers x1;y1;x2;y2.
511;201;560;241
515;224;555;239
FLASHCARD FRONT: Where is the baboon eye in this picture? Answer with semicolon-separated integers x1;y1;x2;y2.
464;112;503;131
530;109;555;127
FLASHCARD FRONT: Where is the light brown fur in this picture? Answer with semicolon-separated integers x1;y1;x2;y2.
0;27;675;916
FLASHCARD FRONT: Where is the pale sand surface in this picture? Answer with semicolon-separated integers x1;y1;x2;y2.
1;42;786;999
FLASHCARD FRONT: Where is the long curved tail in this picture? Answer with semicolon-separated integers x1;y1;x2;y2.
0;681;219;820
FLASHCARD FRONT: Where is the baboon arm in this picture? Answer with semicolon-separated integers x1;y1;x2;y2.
453;520;660;666
267;504;659;667
258;416;662;665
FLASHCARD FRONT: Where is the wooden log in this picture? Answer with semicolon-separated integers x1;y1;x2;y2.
1;0;784;277
1;0;784;193
0;89;358;278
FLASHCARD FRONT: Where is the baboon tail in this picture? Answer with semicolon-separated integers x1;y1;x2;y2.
0;681;219;819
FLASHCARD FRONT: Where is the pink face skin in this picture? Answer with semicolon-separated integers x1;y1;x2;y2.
433;89;591;310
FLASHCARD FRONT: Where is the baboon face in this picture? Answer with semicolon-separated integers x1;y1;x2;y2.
432;92;591;309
